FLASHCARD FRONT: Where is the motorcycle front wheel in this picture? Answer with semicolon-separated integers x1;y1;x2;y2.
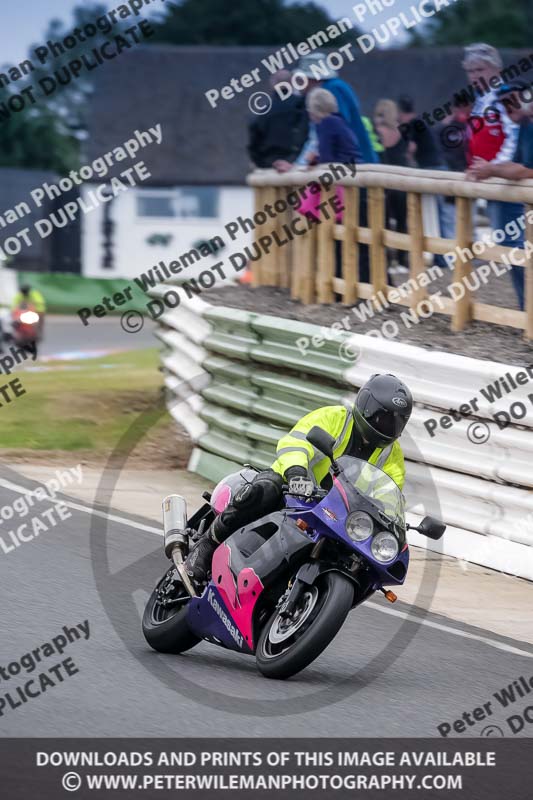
142;566;201;654
256;572;354;680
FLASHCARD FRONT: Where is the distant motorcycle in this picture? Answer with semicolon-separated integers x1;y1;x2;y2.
9;303;43;356
143;426;445;679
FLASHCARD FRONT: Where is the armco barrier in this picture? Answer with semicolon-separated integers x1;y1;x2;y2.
152;293;533;581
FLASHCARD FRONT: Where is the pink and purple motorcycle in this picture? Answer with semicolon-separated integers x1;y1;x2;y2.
142;427;445;679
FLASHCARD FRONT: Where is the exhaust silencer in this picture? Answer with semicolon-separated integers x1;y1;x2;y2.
162;494;188;559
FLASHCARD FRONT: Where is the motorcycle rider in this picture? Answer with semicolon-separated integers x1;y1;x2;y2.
186;373;413;584
12;284;46;313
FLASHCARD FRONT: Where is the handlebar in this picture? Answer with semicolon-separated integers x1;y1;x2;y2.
283;486;328;500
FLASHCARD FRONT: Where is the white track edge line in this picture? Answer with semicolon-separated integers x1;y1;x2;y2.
1;477;531;657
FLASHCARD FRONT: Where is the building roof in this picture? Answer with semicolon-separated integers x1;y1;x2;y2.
85;45;531;186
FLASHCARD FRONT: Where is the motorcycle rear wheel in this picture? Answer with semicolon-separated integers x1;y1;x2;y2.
256;571;354;680
142;567;201;654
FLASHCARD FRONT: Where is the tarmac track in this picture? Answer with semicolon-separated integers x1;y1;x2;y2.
1;465;532;739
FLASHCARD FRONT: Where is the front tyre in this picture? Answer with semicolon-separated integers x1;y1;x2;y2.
142;567;200;654
256;572;354;680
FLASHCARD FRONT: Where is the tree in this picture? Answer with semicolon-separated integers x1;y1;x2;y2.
411;0;531;47
149;0;356;46
0;3;128;172
25;3;128;136
0;108;79;173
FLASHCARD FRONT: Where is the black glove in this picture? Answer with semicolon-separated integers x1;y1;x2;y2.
285;466;314;498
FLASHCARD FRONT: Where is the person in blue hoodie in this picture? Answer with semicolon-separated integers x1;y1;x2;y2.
274;52;378;171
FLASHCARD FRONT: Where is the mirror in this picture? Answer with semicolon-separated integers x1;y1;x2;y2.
416;516;446;540
306;426;335;459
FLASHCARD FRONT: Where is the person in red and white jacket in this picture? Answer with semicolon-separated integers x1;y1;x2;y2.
462;44;524;308
463;44;519;165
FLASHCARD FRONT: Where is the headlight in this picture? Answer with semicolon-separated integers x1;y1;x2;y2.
346;511;373;542
20;311;39;325
371;532;399;562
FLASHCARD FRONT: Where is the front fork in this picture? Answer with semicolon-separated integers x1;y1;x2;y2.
278;539;325;619
279;541;361;619
162;494;198;598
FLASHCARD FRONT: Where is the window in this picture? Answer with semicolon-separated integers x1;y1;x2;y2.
137;195;174;217
137;188;219;219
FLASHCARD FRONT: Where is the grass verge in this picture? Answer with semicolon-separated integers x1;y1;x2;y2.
0;349;189;468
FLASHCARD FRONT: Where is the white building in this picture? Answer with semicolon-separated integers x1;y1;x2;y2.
81;45;281;281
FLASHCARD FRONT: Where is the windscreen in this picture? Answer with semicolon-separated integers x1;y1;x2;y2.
337;456;405;526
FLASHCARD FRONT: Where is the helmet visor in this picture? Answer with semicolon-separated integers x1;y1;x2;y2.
366;408;406;439
358;390;409;441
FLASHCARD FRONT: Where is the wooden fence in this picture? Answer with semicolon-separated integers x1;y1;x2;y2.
247;165;533;340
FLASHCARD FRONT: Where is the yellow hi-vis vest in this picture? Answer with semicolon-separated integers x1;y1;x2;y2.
271;404;405;490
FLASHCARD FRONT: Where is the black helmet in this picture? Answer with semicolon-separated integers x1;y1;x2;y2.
353;374;412;450
20;284;31;296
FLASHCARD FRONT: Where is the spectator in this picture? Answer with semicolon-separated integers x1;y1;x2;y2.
248;70;309;169
469;84;533;180
437;101;472;173
296;88;369;285
462;43;523;297
373;99;410;275
363;116;384;157
398;94;448;265
274;53;379;172
397;94;445;169
308;88;362;167
434;100;473;241
468;82;533;309
463;44;518;166
296;89;360;224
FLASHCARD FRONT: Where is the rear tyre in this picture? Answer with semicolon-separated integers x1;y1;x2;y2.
142;567;201;654
256;571;354;680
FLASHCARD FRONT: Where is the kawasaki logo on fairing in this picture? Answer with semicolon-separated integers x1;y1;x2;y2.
207;588;244;648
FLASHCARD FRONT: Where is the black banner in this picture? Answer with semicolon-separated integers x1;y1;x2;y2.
1;738;531;799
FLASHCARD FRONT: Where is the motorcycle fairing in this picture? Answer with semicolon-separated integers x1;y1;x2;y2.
187;582;254;654
186;512;314;653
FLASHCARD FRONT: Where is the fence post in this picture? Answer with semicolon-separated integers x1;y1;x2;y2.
452;196;473;332
259;186;279;287
407;192;427;309
251;187;264;287
368;187;387;299
299;221;317;305
276;187;291;290
316;186;336;303
526;204;533;341
342;186;359;305
290;186;302;300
